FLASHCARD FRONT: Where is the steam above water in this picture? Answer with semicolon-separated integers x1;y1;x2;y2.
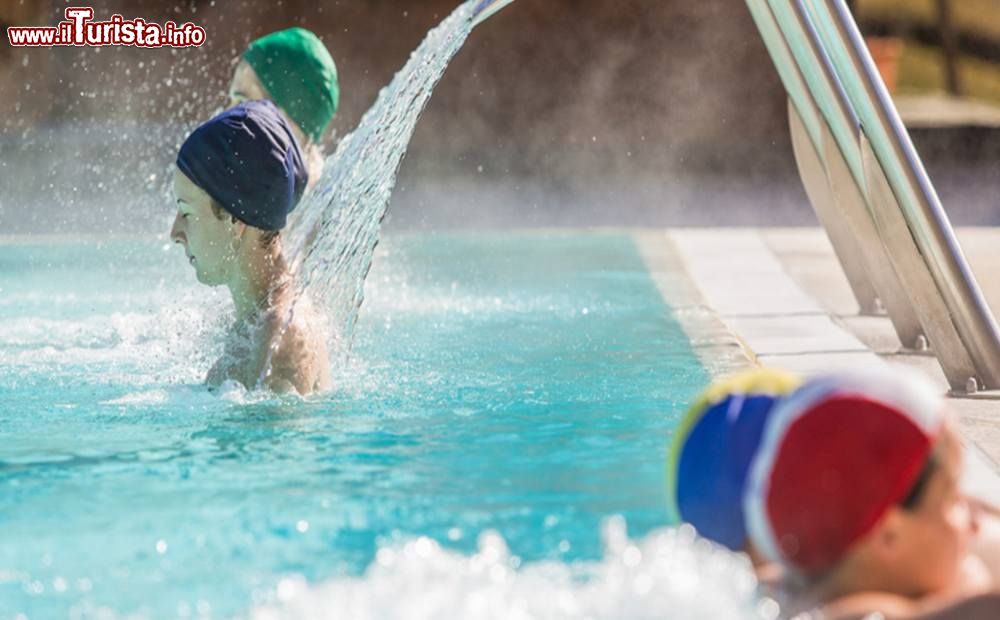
0;0;817;238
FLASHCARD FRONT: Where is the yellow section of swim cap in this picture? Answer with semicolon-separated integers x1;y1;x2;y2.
664;367;802;524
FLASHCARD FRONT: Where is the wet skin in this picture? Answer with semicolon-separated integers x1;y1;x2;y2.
170;169;331;395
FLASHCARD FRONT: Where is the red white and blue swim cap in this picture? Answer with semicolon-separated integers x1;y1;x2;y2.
744;367;945;574
666;368;801;550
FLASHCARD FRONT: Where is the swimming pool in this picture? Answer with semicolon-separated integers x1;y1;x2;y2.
0;232;765;618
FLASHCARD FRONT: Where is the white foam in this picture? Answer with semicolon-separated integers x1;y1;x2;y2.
0;294;227;386
250;519;778;620
100;389;169;405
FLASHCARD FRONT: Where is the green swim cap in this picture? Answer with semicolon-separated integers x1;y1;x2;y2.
243;27;339;142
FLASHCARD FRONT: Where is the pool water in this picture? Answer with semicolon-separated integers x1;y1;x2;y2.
0;232;758;619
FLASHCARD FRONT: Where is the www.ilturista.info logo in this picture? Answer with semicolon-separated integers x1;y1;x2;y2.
7;7;206;48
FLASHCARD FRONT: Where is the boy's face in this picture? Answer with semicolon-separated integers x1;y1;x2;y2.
884;422;977;596
170;168;239;286
227;61;268;108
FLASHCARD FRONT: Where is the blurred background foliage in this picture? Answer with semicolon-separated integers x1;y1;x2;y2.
855;0;1000;102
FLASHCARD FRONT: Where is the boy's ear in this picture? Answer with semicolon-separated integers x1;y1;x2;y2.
873;508;907;558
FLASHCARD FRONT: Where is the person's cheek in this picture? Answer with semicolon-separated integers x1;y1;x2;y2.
972;509;1000;586
947;497;975;549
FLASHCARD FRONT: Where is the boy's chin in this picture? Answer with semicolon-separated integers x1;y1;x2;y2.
195;270;224;287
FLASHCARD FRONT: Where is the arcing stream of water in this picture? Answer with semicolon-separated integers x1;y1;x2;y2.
272;1;504;380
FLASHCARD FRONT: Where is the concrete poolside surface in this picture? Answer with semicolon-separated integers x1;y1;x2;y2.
639;227;1000;503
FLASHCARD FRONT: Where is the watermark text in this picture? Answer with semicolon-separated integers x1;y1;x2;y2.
7;7;206;48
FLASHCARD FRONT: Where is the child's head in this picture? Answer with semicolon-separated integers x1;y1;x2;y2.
230;27;340;145
745;367;977;598
170;100;307;285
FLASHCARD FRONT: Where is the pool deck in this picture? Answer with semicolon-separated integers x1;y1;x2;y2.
638;227;1000;504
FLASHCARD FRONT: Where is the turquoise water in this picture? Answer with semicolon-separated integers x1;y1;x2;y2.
0;233;735;619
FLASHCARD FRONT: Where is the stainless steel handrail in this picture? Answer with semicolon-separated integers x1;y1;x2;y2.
747;0;879;314
748;0;925;342
817;0;1000;389
746;0;1000;390
777;0;863;185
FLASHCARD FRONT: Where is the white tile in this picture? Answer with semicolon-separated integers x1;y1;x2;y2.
728;315;868;356
756;351;886;375
671;230;822;316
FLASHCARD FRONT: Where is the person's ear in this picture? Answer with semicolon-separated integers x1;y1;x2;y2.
232;220;247;240
227;220;247;257
873;509;908;559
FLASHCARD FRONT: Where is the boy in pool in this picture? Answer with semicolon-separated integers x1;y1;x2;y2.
745;367;1000;619
228;27;340;187
170;99;331;395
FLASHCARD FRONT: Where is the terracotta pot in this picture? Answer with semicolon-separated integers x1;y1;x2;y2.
865;36;905;94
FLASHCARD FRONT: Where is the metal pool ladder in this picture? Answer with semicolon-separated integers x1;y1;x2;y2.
745;0;1000;394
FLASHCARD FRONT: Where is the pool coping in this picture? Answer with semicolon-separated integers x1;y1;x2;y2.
638;228;1000;506
632;230;756;377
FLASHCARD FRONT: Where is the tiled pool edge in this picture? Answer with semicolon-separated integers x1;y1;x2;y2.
654;228;1000;504
632;231;755;377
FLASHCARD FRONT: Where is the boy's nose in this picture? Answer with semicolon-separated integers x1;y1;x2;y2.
169;213;185;245
968;497;983;536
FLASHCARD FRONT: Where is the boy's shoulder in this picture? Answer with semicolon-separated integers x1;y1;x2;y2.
259;303;330;395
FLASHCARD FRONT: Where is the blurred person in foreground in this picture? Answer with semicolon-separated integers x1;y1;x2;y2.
170;100;331;396
745;366;1000;619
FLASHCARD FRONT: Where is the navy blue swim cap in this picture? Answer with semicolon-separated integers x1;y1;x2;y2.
177;100;307;231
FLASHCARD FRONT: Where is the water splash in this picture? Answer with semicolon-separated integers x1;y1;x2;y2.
281;1;481;363
251;518;780;620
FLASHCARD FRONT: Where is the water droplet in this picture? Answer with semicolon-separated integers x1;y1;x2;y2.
414;537;435;558
758;597;781;620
